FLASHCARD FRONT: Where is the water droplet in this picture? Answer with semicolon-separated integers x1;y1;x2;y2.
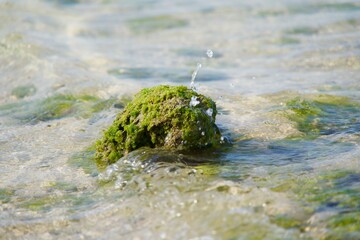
189;96;200;107
201;131;205;136
220;136;230;144
206;108;213;117
190;63;202;90
206;49;213;58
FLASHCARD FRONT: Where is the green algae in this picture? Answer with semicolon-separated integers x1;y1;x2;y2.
274;36;300;45
269;215;303;229
68;145;99;175
0;188;14;204
285;26;319;35
96;85;221;165
18;193;95;212
90;98;116;113
127;15;188;34
285;2;360;15
311;2;360;12
307;94;352;105
286;97;322;116
46;181;78;192
195;164;221;176
17;181;99;213
35;94;77;121
285;97;322;137
0;93;123;123
341;18;360;27
19;195;59;211
46;0;80;5
321;18;360;34
256;9;287;17
268;169;360;236
274;171;359;214
326;212;360;239
11;84;37;99
283;94;360;138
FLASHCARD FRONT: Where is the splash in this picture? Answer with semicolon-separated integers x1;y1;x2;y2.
206;49;213;58
190;49;214;91
190;63;202;91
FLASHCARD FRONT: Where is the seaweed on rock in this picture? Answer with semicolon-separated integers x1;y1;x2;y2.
96;85;221;165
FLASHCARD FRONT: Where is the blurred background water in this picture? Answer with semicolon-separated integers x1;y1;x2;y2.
0;0;359;239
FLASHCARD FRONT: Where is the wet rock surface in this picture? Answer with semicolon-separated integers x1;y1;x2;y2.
96;85;221;165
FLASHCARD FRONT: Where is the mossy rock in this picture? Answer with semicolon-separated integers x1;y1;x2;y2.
96;85;221;165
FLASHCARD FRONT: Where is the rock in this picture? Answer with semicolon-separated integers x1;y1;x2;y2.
95;85;221;165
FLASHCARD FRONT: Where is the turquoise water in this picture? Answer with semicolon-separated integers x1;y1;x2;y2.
0;0;360;239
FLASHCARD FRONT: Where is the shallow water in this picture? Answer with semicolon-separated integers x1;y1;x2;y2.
1;0;360;239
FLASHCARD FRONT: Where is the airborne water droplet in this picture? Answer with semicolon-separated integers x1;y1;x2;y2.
206;49;213;58
190;49;214;90
190;63;202;91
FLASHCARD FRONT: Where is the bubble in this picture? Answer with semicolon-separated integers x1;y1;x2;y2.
206;49;213;58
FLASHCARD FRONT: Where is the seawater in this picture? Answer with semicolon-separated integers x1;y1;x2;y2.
0;0;359;239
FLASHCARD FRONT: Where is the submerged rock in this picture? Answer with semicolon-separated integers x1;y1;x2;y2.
95;85;221;165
